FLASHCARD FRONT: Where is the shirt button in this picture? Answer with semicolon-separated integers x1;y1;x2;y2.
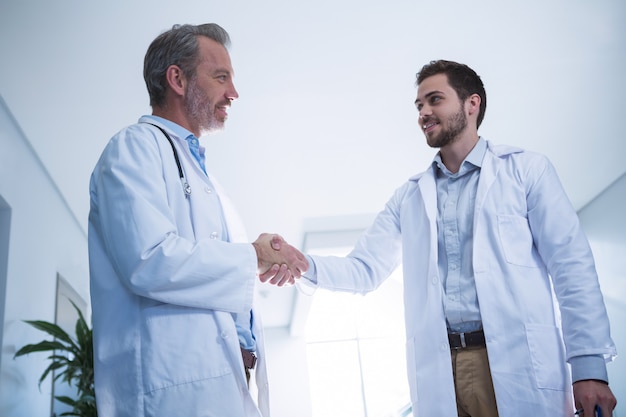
210;232;219;239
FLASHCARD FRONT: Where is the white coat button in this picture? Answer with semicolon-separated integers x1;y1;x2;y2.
210;232;219;239
441;343;447;350
431;276;438;285
221;331;229;339
205;187;212;193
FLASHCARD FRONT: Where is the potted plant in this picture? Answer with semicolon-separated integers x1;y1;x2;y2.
14;301;96;417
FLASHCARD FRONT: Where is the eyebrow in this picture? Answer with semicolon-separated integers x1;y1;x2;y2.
213;68;232;76
414;90;443;105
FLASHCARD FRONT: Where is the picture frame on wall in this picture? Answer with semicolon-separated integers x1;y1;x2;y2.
51;274;87;416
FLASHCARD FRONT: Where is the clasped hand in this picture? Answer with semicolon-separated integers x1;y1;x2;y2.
252;233;308;286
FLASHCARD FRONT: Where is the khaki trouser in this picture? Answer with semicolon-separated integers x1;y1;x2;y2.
451;346;499;417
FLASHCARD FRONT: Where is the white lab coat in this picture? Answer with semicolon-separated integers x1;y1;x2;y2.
307;141;616;416
88;117;269;417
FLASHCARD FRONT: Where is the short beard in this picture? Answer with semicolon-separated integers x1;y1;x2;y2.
184;77;223;136
427;102;467;148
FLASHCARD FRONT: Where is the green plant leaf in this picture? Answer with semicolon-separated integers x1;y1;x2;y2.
55;395;78;406
39;360;67;387
57;393;97;417
22;320;76;346
75;315;89;343
15;305;97;416
14;340;69;357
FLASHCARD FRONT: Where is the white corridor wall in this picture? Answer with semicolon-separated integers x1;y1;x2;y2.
0;95;90;417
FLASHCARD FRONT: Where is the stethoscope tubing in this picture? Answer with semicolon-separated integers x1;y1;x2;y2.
145;123;192;197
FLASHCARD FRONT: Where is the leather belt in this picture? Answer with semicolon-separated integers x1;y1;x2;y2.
240;347;257;370
448;329;486;350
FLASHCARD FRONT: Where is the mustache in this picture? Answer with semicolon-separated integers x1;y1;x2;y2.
215;100;232;109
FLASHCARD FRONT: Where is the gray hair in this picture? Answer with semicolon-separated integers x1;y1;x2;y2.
144;23;231;108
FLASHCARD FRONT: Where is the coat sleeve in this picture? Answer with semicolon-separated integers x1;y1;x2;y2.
89;124;257;313
524;153;616;362
308;184;406;294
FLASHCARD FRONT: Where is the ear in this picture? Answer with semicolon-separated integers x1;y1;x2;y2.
466;93;481;118
165;65;187;97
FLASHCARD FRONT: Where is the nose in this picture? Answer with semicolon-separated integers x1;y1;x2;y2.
418;104;431;119
227;81;239;101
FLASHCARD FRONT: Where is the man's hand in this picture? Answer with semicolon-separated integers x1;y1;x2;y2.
252;233;309;286
573;380;617;416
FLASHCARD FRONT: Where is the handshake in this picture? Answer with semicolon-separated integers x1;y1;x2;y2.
252;233;308;287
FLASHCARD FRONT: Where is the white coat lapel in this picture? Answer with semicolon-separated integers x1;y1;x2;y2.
208;174;249;243
416;166;438;226
474;143;500;230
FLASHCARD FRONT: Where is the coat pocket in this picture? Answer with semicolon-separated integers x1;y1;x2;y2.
525;323;568;391
497;214;541;268
144;375;245;417
141;304;233;394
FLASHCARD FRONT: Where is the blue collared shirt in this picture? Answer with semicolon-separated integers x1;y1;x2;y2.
433;138;486;333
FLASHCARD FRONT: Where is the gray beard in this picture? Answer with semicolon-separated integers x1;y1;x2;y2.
185;79;223;136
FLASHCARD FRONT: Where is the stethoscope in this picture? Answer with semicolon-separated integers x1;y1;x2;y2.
146;123;192;198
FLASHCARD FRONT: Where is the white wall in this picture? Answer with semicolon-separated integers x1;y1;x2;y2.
0;96;90;417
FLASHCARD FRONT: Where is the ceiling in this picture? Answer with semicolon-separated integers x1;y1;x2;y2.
1;0;625;329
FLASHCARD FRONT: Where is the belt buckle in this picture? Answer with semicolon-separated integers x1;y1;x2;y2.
248;351;257;369
241;348;257;370
450;332;467;350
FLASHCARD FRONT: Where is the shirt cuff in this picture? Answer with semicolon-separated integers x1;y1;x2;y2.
570;355;609;384
296;255;318;295
300;255;316;281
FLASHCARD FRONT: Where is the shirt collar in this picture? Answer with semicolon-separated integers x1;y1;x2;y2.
143;115;196;141
432;137;487;177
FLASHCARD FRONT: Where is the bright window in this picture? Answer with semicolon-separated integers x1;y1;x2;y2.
303;230;412;417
